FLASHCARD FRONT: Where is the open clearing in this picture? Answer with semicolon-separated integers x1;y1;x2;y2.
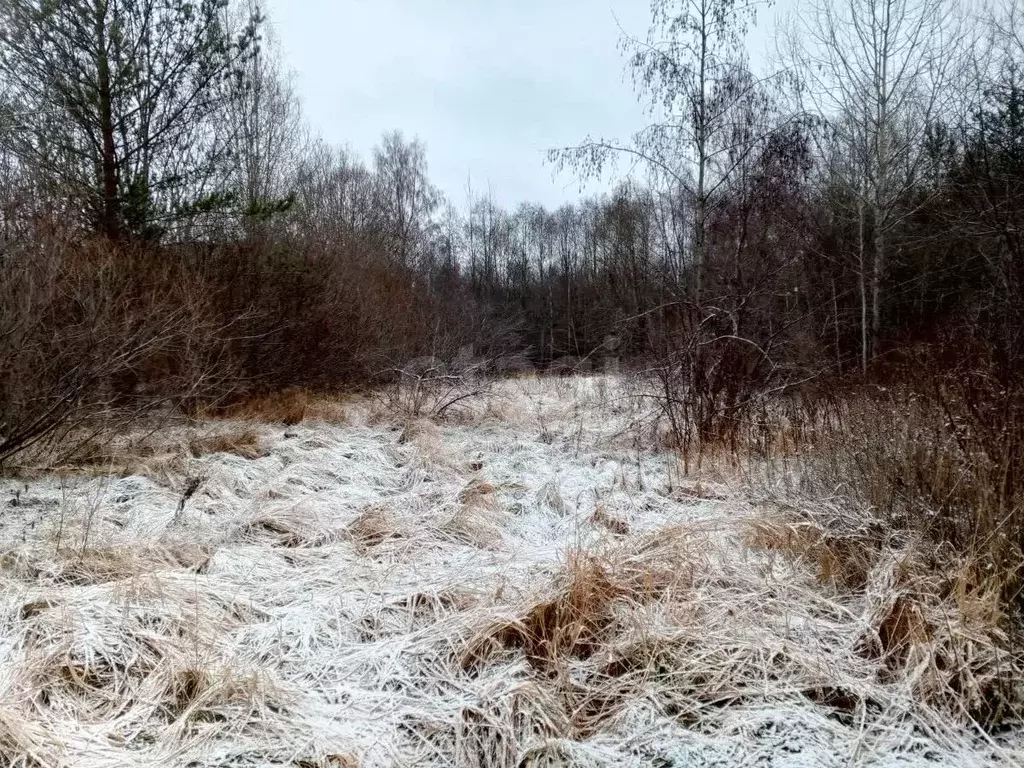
0;377;1020;767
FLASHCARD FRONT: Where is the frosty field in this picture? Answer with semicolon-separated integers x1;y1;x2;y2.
0;376;1019;767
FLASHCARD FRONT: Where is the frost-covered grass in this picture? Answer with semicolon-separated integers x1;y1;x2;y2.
0;376;1020;767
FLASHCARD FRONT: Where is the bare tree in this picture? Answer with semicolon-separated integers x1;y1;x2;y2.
0;235;228;467
787;0;961;368
373;131;440;270
552;0;774;299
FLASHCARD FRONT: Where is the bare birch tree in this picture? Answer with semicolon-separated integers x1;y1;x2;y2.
787;0;962;368
551;0;773;300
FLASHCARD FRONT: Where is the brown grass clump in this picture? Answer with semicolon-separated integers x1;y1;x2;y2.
591;505;630;536
250;389;311;425
303;398;351;425
32;543;212;586
744;516;876;591
459;526;705;737
347;505;403;550
201;389;350;426
464;555;622;671
871;594;932;666
856;556;1021;725
464;527;699;672
458;480;497;508
170;667;210;716
188;430;263;460
55;547;157;586
164;666;286;725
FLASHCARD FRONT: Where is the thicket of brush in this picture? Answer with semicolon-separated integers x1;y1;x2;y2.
0;227;466;467
640;337;1024;724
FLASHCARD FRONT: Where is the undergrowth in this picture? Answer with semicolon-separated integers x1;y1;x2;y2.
647;343;1024;728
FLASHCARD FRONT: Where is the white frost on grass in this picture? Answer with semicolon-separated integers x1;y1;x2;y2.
0;376;1020;767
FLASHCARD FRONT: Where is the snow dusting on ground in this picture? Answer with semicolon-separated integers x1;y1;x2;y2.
0;376;1020;767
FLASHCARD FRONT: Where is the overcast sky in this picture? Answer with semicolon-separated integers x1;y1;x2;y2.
263;1;783;209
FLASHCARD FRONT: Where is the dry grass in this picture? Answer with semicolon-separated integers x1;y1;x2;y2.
6;428;178;477
294;755;360;768
744;514;877;591
754;384;1024;613
744;511;1021;725
236;512;333;549
444;485;505;550
0;707;51;767
397;418;441;445
1;374;1021;765
202;389;351;426
458;480;497;508
346;504;403;550
165;665;285;724
16;575;273;734
669;481;728;502
662;367;1024;729
44;543;211;585
453;509;1010;743
591;504;630;536
15;425;267;477
480;398;515;423
860;557;1019;724
464;527;699;673
188;429;263;460
458;527;708;741
535;479;568;515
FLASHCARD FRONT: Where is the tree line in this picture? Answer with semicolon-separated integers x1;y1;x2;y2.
0;0;1021;446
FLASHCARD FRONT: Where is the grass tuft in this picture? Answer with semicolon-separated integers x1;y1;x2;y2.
200;389;351;426
189;429;263;459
